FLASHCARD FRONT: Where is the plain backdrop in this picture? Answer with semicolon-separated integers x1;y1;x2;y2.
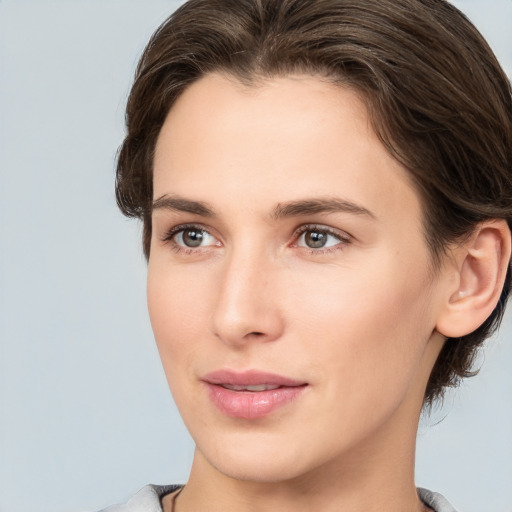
1;1;511;511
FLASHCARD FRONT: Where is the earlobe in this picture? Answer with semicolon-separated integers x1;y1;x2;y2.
436;219;511;338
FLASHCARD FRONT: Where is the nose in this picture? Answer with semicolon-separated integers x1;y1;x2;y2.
211;248;285;347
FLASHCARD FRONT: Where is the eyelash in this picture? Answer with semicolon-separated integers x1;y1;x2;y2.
293;225;352;254
161;223;218;255
161;223;352;255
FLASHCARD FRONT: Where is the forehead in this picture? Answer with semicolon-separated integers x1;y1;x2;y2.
153;72;424;235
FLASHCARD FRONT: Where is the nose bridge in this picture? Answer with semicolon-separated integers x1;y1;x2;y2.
211;242;283;345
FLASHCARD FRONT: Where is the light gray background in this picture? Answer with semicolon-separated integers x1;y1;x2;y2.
0;1;511;511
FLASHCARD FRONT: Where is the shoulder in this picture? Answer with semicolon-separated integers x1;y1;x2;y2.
418;488;459;512
96;484;182;512
95;485;456;512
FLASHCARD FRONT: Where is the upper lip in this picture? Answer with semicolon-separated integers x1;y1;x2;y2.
202;369;307;387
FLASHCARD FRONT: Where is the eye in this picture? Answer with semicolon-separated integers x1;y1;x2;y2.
164;225;220;249
295;226;349;250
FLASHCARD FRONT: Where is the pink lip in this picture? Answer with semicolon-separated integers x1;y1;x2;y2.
202;370;308;419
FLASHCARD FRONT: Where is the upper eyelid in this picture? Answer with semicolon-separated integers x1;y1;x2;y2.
163;223;215;239
293;224;352;240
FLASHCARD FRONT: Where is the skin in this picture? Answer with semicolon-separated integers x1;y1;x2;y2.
148;73;459;512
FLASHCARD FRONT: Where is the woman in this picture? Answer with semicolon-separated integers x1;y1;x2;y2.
104;0;512;510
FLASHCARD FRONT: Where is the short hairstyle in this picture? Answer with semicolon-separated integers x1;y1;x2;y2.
116;0;512;404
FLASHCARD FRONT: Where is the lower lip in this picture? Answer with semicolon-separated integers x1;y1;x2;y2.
205;383;307;419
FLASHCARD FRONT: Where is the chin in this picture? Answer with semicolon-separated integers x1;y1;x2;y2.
192;426;335;485
208;451;312;484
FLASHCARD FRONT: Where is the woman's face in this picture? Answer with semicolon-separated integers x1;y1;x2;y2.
148;73;448;482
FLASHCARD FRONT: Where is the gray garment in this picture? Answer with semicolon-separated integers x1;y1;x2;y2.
98;485;180;512
418;488;459;512
98;484;458;512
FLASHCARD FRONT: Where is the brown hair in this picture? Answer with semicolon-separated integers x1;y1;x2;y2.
116;0;512;404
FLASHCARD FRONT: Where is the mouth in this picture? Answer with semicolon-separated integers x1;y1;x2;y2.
220;383;281;392
202;370;308;419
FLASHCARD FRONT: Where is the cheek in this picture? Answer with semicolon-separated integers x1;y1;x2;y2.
289;255;435;396
147;263;213;371
146;264;217;424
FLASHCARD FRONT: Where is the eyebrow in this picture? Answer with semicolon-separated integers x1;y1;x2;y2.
152;194;376;220
271;197;376;220
152;195;215;216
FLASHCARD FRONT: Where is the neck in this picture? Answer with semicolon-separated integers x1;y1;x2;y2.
176;408;424;512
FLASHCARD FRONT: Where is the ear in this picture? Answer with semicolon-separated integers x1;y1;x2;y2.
436;219;511;338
